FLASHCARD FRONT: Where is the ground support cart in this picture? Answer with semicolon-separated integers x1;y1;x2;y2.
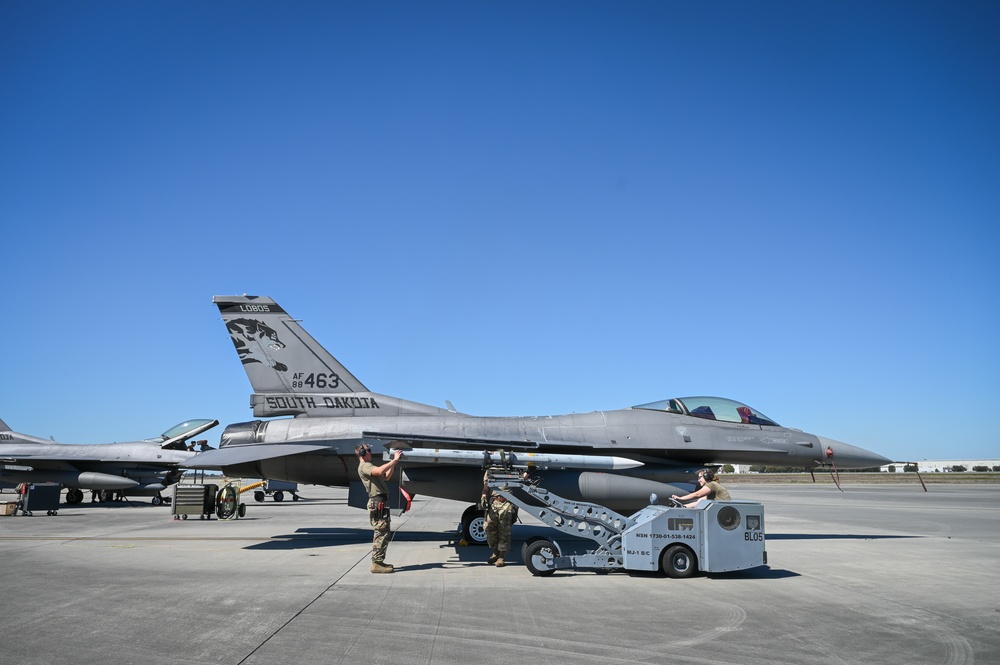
486;466;767;577
252;479;300;503
171;484;219;520
215;483;248;520
19;483;62;516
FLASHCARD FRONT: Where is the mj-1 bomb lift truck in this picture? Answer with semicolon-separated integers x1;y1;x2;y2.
485;464;767;577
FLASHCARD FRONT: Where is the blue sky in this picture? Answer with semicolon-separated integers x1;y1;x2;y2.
2;1;997;463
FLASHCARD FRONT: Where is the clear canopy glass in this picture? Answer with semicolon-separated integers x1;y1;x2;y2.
157;419;217;441
632;396;778;426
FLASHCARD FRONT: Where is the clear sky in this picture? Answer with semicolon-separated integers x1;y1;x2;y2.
2;1;997;463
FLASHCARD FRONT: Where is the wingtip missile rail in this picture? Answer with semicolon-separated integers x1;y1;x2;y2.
384;448;643;470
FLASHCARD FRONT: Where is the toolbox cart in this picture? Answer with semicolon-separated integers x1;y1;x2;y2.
486;464;767;577
171;483;219;520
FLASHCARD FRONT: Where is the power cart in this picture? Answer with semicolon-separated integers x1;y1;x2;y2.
486;466;767;577
18;482;62;516
252;479;300;503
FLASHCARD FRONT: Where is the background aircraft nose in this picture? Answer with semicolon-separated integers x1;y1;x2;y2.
816;436;892;469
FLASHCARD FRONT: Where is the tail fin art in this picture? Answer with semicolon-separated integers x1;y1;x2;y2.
214;295;367;396
214;295;449;419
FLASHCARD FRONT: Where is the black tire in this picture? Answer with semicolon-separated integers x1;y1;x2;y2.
238;503;246;518
520;535;548;563
254;491;265;503
524;539;558;577
65;489;84;505
461;504;488;545
292;494;299;501
273;491;284;502
661;544;697;579
151;495;163;506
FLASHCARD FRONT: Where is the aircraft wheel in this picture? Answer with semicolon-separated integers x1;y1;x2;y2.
661;544;697;579
292;494;299;501
65;489;84;505
254;491;265;503
151;495;163;506
238;504;246;518
461;505;487;545
524;539;558;577
181;514;188;520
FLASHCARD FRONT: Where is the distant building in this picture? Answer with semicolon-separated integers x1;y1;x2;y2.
880;460;1000;473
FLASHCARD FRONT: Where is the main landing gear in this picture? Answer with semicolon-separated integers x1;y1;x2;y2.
461;504;488;545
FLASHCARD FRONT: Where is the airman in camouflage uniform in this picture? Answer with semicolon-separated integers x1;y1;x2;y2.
482;475;515;567
357;445;403;573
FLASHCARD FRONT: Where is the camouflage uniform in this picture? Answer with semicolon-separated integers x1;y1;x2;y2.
484;494;515;563
358;460;391;564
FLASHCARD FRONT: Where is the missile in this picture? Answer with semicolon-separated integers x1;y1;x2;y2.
384;448;643;470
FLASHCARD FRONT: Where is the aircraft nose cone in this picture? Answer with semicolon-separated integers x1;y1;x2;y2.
816;436;893;469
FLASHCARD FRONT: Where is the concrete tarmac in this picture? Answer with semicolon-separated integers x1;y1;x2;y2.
1;483;998;665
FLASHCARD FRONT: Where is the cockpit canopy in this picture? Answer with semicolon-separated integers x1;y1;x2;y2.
149;419;219;450
632;396;779;426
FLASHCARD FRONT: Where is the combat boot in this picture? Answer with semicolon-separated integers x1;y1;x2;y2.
371;561;393;574
487;552;499;565
495;557;505;568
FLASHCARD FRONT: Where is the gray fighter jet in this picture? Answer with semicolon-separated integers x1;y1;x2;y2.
0;418;218;505
185;295;891;543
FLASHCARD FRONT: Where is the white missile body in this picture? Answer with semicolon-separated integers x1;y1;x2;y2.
384;448;643;470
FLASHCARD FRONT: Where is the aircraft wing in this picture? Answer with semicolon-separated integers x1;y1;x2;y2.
362;432;594;451
182;443;336;469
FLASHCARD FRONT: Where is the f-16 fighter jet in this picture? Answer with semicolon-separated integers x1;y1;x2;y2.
185;295;890;543
1;418;218;505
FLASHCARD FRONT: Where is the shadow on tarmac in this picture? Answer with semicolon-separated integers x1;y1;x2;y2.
244;527;464;550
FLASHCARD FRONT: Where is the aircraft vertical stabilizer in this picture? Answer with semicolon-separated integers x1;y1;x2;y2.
213;296;367;395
